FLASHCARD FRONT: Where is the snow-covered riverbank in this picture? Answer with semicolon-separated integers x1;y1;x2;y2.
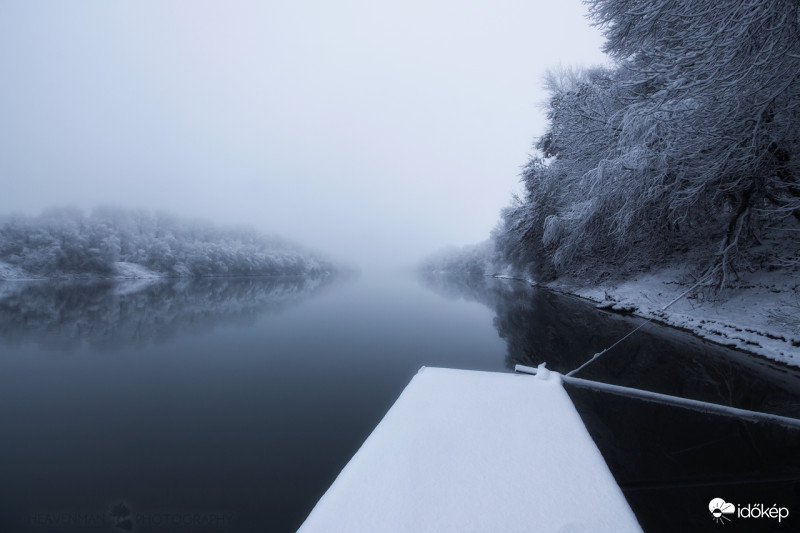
534;267;800;369
0;260;334;281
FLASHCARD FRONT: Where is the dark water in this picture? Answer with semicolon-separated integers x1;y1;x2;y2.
423;274;800;533
0;272;797;532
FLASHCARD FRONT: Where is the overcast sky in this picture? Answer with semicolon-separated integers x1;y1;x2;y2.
0;0;607;269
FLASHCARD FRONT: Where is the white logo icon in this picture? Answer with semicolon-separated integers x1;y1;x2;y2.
709;498;735;524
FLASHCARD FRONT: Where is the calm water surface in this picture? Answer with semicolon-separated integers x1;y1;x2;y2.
0;272;798;532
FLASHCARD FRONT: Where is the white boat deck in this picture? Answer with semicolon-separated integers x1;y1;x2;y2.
299;367;642;533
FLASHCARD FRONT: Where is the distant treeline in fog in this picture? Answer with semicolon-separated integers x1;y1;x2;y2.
419;241;495;278
0;207;332;279
428;0;800;288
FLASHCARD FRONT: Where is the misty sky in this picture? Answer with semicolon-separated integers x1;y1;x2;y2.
0;1;606;269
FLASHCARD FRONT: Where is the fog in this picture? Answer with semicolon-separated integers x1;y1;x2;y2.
0;0;605;270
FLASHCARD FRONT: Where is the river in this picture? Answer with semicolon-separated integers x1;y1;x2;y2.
0;272;797;532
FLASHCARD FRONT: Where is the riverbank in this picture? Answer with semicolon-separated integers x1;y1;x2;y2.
526;267;800;369
0;260;337;282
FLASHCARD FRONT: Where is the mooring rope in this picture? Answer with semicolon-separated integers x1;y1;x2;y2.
565;267;719;377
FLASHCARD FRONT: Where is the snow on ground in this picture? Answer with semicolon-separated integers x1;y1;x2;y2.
0;261;163;280
543;266;800;368
300;367;641;533
111;261;162;279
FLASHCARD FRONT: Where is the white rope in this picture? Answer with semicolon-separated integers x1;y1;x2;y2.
566;267;719;377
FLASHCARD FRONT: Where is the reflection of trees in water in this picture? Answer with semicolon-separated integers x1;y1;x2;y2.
0;276;333;351
419;272;800;417
419;272;637;373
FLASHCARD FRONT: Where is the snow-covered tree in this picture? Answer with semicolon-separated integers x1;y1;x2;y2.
492;0;800;286
0;207;333;279
586;0;800;282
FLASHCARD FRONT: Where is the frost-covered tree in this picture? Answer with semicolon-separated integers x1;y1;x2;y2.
0;207;333;279
492;0;800;286
418;240;497;277
586;0;800;283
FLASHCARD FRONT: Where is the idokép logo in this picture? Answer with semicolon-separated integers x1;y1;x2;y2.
709;498;735;524
709;497;790;525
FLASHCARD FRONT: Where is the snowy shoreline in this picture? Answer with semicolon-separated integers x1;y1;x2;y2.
0;260;333;282
493;268;800;369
